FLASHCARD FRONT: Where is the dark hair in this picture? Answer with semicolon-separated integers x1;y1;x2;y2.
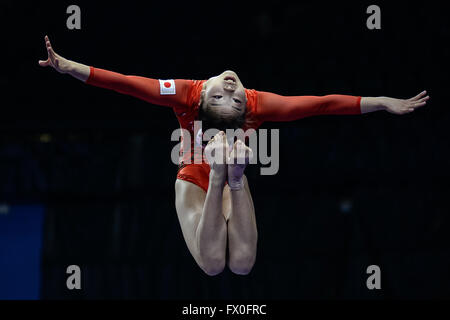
198;101;246;132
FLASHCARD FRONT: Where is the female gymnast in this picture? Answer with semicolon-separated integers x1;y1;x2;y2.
39;35;429;276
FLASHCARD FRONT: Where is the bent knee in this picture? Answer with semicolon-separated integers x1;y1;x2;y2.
228;251;256;275
200;258;226;276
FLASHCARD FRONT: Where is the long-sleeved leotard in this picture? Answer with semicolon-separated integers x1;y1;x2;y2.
86;66;361;192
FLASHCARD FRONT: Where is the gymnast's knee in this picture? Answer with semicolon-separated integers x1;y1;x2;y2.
228;250;256;275
199;257;226;276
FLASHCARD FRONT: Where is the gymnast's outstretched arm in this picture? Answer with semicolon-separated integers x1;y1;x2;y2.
255;90;429;122
38;35;191;108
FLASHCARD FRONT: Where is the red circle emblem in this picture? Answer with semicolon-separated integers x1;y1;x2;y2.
164;81;171;88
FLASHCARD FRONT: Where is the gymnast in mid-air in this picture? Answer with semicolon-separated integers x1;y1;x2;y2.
39;35;429;276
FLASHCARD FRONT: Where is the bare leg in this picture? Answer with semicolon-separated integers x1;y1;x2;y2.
195;172;228;274
175;131;229;276
226;140;258;275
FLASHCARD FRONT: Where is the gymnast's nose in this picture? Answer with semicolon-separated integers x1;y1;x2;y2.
223;82;236;92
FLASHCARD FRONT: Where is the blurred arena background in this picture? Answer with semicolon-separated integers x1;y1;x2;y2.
0;1;449;299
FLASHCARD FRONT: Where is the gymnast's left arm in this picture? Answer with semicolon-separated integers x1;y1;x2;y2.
254;90;429;122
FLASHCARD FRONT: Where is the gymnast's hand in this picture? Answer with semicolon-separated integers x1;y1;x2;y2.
38;35;72;73
361;91;430;114
383;91;430;115
38;35;90;82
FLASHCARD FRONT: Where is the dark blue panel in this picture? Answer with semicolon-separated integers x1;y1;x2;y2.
0;205;45;300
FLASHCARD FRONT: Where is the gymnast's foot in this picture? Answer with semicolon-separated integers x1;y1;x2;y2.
205;131;229;186
227;140;253;191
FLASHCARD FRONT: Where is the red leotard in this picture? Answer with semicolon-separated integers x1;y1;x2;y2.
86;66;361;192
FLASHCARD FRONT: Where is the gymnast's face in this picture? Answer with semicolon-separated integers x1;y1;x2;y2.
202;70;247;119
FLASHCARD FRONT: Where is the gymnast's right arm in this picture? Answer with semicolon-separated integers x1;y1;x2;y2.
38;35;191;108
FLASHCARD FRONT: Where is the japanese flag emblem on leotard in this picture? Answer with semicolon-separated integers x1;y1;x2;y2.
159;79;176;95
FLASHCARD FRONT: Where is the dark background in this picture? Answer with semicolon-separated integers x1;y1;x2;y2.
1;1;449;299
